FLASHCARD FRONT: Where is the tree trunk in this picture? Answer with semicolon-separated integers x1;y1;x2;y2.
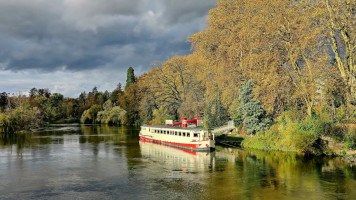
307;103;313;117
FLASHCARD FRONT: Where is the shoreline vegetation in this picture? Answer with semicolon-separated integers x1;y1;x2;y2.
1;0;355;159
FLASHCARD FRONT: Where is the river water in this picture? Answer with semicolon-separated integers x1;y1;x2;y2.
0;125;355;200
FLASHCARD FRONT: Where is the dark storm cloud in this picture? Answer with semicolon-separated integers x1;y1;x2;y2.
158;0;216;25
0;0;216;96
0;0;216;72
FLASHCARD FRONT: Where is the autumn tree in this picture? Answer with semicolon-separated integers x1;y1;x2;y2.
111;83;124;105
189;0;335;116
189;0;294;115
317;0;355;105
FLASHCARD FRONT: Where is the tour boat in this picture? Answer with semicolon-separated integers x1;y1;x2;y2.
139;118;215;151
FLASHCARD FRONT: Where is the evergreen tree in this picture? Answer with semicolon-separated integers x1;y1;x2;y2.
125;67;136;91
116;83;123;91
204;93;229;128
103;90;110;102
236;80;271;135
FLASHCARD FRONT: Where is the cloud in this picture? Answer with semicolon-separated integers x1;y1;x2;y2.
0;0;216;96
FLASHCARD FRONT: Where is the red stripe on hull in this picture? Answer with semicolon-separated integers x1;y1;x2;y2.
139;135;203;149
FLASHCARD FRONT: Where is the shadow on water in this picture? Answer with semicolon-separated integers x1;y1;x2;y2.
0;125;355;199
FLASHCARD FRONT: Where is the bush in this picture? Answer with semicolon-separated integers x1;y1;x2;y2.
244;111;327;154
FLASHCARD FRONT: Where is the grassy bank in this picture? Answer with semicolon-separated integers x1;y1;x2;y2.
240;110;356;156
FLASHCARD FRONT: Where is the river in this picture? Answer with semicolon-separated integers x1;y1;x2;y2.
0;124;355;199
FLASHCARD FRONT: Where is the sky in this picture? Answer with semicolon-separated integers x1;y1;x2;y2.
0;0;216;97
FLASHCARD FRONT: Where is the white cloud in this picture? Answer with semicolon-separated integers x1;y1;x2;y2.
0;68;127;97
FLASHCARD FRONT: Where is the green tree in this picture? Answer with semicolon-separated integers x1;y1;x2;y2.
103;90;110;102
80;104;102;124
0;92;8;112
38;88;51;98
125;67;136;91
204;93;229;128
236;80;271;135
96;100;126;125
120;83;140;125
29;88;38;97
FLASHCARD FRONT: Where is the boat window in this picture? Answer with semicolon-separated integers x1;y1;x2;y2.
179;132;181;136
187;133;190;137
194;133;199;137
183;132;186;136
175;131;177;135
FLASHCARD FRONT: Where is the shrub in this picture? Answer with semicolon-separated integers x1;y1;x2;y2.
340;151;346;157
322;123;346;142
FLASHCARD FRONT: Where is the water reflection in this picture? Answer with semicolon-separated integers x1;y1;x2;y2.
210;148;356;199
139;140;214;173
0;125;355;200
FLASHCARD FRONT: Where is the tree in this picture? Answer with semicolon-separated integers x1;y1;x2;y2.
0;92;8;112
116;83;123;91
29;88;38;97
317;0;355;105
103;90;110;102
204;92;229;129
38;88;51;98
125;67;136;91
111;84;124;105
120;83;141;125
80;104;102;124
236;80;271;135
92;86;98;96
96;100;126;125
